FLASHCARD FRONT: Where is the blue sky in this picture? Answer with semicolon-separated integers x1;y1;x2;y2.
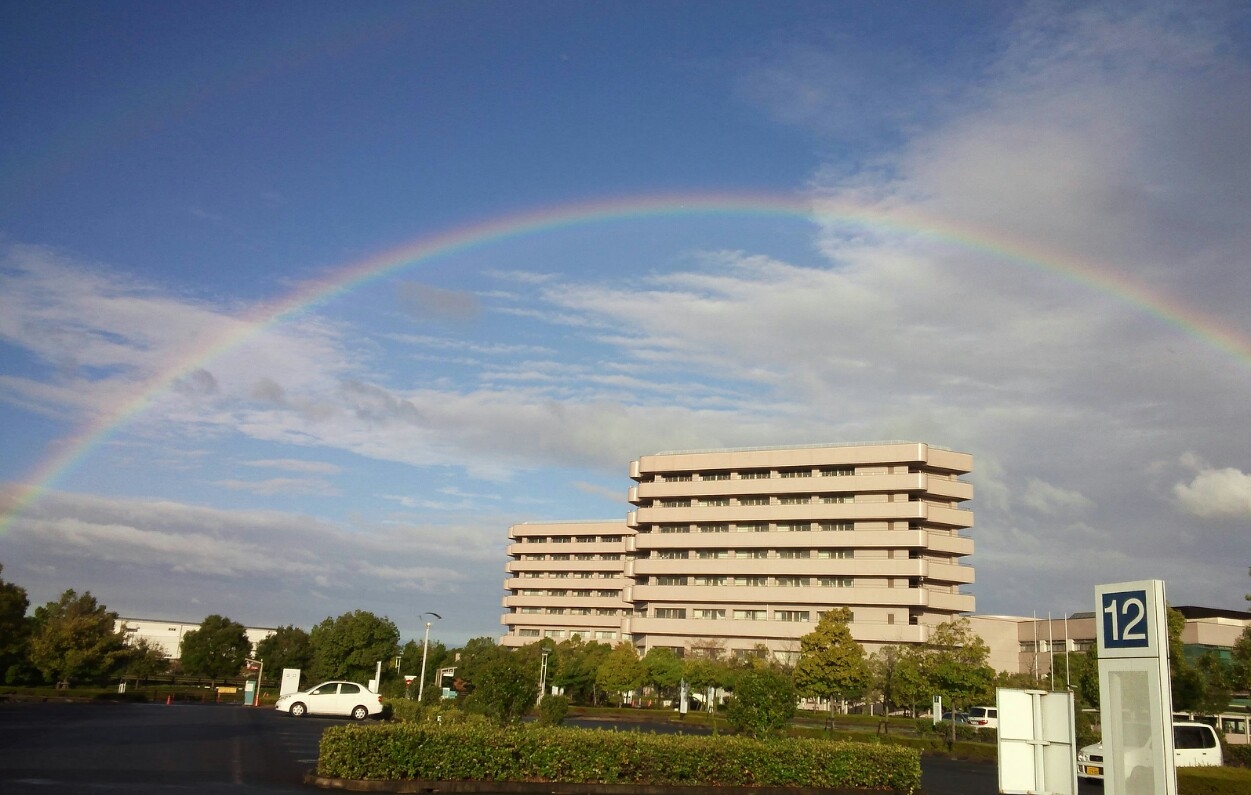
2;1;1249;647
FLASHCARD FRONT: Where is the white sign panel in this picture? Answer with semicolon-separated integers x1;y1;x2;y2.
997;688;1077;795
280;668;302;696
1095;580;1175;795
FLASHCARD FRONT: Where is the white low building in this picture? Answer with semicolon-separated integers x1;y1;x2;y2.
115;617;275;660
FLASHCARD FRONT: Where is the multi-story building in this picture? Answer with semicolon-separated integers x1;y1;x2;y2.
114;617;275;659
500;520;635;647
501;442;976;660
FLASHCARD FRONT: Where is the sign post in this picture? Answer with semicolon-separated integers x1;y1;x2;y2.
997;688;1077;794
1095;580;1175;795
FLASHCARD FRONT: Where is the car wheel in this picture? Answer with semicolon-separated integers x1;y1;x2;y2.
351;705;369;721
290;702;307;718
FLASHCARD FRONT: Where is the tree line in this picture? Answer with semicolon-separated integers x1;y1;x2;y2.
4;560;1247;727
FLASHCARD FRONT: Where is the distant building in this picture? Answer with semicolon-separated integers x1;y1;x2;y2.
970;606;1251;679
115;617;275;660
501;441;976;661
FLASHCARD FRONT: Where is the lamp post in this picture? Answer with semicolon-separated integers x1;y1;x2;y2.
417;612;442;702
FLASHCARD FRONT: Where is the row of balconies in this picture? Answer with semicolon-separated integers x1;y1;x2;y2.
629;473;972;503
625;616;933;645
629;529;975;556
623;584;976;612
627;557;975;583
628;502;973;529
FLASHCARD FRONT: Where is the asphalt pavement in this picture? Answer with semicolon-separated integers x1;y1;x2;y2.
0;701;1105;794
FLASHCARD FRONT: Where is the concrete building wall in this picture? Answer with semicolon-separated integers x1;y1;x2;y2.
115;617;275;660
500;442;977;661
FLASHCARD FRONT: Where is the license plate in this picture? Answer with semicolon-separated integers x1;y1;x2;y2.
1084;766;1101;776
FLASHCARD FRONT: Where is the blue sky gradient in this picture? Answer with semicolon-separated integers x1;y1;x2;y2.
2;1;1249;645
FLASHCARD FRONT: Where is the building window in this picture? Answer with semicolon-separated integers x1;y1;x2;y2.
775;610;810;622
521;607;541;614
544;630;564;638
701;498;730;507
600;554;622;560
658;524;689;534
595;608;619;616
818;549;853;559
575;553;595;560
655;608;687;619
733;609;767;620
779;549;811;559
818;577;854;588
576;536;596;543
694;576;728;586
776;522;810;532
820;466;854;476
779;468;812;478
657;550;688;559
737;522;769;532
552;536;571;543
596;590;618;598
738;497;769;506
550;554;570;560
546;607;566;614
519;629;540;637
775;576;808;587
656;575;688;586
595;631;616;640
660;499;691;508
817;521;853;532
733;576;769;587
694;609;726;620
697;549;730;559
738;550;768;559
821;495;849;504
739;470;770;479
662;473;693;482
699;523;729;533
549;590;568;597
701;472;730;481
779;496;809;505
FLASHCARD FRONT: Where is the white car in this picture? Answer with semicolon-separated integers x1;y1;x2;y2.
274;680;383;720
1076;722;1223;781
967;705;998;730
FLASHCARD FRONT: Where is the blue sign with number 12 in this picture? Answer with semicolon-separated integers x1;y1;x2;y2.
1101;589;1150;649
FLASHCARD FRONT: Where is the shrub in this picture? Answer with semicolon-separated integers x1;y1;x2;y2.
317;723;922;793
724;667;797;739
537;694;569;726
1225;742;1251;768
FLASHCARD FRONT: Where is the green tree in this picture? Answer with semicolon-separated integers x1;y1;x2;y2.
683;654;735;717
0;563;33;684
473;649;538;725
308;610;400;684
552;638;611;704
792;608;871;723
1232;622;1251;692
180;614;250;681
254;625;313;684
920;618;994;745
641;646;684;700
119;638;170;684
725;666;797;739
453;636;504;692
28;589;128;685
871;644;926;716
595;642;644;706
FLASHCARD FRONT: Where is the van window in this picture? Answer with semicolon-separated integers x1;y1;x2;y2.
1174;725;1215;749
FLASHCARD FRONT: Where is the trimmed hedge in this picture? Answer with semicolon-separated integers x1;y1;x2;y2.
318;723;921;793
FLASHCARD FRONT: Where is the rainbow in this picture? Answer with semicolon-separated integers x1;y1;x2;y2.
4;190;1249;532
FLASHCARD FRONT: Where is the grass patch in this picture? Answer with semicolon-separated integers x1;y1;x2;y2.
1178;765;1251;795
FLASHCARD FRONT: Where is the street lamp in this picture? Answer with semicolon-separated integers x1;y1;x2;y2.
417;611;442;702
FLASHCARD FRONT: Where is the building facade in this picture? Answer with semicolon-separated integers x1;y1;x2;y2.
115;617;275;660
502;441;976;660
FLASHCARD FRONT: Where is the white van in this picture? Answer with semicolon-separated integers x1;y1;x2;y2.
1076;722;1223;781
968;705;998;729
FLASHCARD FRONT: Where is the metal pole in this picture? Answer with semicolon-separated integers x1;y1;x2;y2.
417;612;442;702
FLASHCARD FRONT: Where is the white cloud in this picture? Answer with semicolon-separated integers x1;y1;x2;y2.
1174;465;1251;519
244;458;343;474
213;477;341;497
1021;479;1093;515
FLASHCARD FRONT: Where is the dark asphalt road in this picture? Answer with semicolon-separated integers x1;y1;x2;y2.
0;702;1105;794
0;701;325;794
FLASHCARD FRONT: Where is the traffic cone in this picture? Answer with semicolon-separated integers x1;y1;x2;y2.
166;694;172;705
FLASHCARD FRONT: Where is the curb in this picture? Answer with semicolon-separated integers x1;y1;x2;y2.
305;776;914;795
